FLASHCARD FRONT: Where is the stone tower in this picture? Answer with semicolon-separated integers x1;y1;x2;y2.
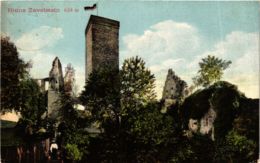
85;15;120;81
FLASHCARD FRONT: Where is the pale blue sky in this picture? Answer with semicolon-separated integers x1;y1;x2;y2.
1;1;259;98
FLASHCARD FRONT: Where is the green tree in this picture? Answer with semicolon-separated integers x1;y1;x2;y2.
12;78;49;155
80;56;156;129
58;93;90;162
126;102;179;162
193;55;231;87
79;68;121;162
121;56;156;114
215;130;257;163
1;36;48;146
1;36;29;112
79;57;159;162
80;68;120;128
19;78;47;123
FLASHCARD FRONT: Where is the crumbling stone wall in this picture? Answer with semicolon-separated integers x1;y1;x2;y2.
49;57;64;92
162;69;188;100
35;78;49;92
48;57;64;120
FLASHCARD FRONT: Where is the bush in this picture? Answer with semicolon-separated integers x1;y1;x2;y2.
65;143;83;161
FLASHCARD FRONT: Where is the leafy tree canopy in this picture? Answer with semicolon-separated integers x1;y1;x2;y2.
1;36;29;112
193;55;231;87
19;78;47;123
120;56;156;114
80;68;120;128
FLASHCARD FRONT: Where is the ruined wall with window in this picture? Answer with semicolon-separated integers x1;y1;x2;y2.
162;69;188;100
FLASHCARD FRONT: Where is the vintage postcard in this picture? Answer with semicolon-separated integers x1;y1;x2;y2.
1;1;259;163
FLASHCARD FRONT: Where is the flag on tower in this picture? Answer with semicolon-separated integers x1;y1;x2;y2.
84;4;97;10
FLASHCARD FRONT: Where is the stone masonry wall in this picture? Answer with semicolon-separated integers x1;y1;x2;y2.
86;24;93;81
48;57;64;120
85;15;120;81
162;69;188;100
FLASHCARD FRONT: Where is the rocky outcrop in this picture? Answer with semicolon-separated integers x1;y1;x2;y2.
181;81;259;141
188;108;216;140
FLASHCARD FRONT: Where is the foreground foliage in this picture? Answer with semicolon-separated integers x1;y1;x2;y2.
77;56;259;162
2;40;257;163
1;36;29;112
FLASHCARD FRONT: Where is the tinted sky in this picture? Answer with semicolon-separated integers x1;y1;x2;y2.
1;1;259;98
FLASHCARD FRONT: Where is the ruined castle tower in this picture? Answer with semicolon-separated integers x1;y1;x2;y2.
48;57;64;119
162;69;188;100
85;15;120;81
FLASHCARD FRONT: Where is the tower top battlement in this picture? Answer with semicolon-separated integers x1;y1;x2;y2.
85;15;120;34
